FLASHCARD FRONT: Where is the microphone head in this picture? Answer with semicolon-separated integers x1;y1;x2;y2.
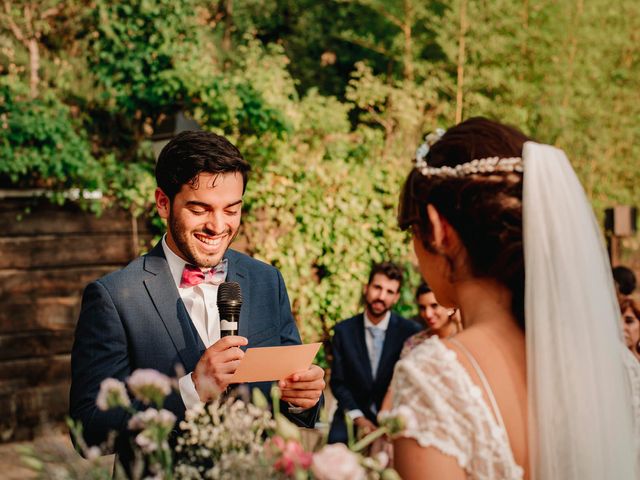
217;281;243;305
217;282;242;336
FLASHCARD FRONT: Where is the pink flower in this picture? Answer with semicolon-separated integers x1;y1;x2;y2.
127;369;172;406
266;435;313;476
312;444;365;480
96;378;130;411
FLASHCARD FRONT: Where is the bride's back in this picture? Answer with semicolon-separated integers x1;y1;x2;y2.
447;318;528;479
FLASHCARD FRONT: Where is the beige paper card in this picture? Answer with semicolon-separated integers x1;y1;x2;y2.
230;342;321;383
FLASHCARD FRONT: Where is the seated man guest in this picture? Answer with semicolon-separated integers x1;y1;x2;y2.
328;262;421;443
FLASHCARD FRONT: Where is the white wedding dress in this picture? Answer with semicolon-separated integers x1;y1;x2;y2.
391;335;524;480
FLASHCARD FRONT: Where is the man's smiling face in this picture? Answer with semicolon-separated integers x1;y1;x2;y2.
156;172;244;268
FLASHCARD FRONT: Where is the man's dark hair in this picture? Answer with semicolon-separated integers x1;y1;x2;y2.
368;261;404;288
415;282;432;300
613;265;637;296
155;130;251;201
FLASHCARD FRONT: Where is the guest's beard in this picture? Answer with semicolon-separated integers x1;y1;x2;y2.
365;299;390;317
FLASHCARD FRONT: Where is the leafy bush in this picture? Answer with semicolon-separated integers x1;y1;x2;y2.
0;77;99;194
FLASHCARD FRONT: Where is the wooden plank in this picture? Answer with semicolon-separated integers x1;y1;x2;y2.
1;199;152;235
0;381;71;441
0;354;70;386
15;381;71;425
0;233;153;269
0;296;80;334
0;331;74;361
0;266;119;297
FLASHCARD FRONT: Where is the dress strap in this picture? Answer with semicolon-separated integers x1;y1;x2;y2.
448;338;507;433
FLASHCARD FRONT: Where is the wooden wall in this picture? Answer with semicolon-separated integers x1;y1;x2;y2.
0;197;152;442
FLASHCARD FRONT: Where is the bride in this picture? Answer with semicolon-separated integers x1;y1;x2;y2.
391;117;638;479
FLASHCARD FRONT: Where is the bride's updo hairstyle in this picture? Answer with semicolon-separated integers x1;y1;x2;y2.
399;117;530;329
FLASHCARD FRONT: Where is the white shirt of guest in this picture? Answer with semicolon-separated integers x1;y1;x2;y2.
162;236;225;410
347;310;390;420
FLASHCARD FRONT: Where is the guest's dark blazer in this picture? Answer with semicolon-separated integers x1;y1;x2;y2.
328;312;421;444
70;242;320;466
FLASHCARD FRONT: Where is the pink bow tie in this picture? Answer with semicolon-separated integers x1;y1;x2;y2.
179;259;228;288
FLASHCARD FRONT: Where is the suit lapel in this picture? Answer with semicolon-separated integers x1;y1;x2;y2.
224;250;251;339
354;314;374;383
142;243;201;372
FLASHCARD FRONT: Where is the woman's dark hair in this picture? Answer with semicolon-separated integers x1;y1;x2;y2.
613;266;637;296
399;117;531;329
155;130;251;201
415;282;432;300
620;297;640;319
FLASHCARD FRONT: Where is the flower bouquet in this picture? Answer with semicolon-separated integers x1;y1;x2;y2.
64;369;409;479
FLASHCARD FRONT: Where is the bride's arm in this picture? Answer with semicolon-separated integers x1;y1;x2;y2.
394;437;466;480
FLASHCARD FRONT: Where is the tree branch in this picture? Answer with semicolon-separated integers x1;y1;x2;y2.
339;34;390;58
3;0;26;45
455;0;468;124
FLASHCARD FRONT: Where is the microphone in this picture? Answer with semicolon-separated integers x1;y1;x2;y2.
217;281;242;337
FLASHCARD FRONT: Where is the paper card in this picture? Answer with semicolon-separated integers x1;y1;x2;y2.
229;342;322;383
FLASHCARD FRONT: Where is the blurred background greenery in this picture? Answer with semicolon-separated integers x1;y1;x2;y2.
1;0;639;349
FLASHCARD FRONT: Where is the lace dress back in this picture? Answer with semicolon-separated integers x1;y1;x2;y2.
391;335;524;480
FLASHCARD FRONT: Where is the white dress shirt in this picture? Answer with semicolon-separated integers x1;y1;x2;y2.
162;237;225;409
347;310;390;420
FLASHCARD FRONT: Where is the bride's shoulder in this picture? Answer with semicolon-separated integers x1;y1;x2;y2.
393;335;473;399
391;335;489;471
396;335;461;373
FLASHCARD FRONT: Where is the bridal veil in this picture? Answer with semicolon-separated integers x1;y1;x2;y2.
523;142;637;478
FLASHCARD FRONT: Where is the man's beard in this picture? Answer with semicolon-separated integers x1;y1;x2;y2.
366;299;390;317
168;213;236;268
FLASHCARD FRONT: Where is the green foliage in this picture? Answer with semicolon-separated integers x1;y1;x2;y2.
244;142;419;343
0;76;99;192
87;0;203;117
2;0;640;348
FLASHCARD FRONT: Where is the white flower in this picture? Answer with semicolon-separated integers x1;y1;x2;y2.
96;378;130;411
375;451;389;469
128;408;176;430
135;431;157;454
127;369;172;405
312;444;365;480
86;446;102;461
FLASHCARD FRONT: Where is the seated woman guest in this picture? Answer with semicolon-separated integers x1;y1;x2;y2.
417;282;461;339
402;283;461;355
391;117;638;479
621;297;640;362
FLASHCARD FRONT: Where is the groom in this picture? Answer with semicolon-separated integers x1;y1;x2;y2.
70;130;324;467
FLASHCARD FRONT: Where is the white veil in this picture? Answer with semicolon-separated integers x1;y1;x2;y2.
522;142;637;479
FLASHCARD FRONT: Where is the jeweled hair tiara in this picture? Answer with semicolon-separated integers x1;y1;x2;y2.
415;128;524;178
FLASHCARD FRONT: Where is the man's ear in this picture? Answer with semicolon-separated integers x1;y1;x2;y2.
155;188;170;220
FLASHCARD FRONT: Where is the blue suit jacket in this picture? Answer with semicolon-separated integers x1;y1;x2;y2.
328;312;421;444
70;242;320;463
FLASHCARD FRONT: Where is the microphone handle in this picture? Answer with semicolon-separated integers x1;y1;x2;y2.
220;312;239;337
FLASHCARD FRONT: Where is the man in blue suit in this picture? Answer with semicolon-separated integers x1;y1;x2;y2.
70;131;324;469
328;262;421;444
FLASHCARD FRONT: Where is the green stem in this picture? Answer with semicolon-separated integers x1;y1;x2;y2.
351;427;389;453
